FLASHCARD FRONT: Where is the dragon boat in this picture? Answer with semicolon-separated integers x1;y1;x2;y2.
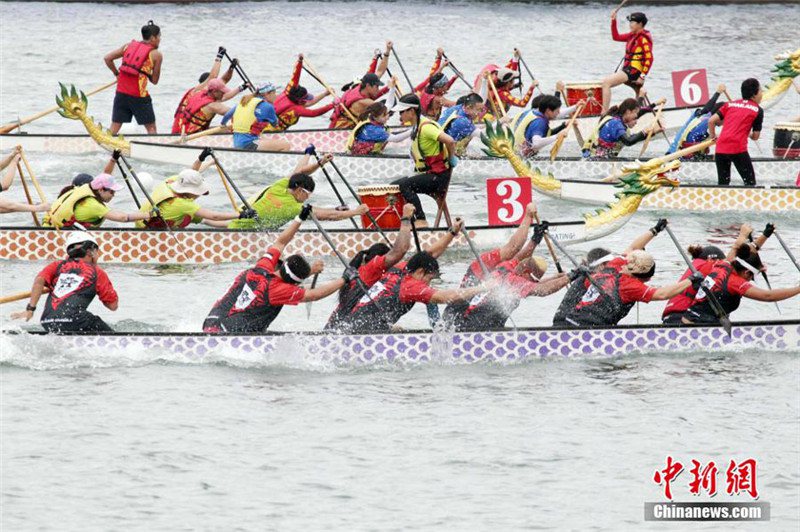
761;48;800;110
2;320;797;365
479;122;800;213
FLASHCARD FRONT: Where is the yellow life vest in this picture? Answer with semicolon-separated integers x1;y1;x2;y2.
232;97;263;134
512;110;541;148
147;179;178;208
410;119;448;173
43;184;96;228
582;115;615;154
345;120;387;154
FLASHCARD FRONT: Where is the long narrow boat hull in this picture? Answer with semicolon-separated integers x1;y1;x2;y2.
2;321;796;364
127;141;798;184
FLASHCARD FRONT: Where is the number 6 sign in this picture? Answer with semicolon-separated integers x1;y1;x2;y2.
486;177;532;226
672;69;709;107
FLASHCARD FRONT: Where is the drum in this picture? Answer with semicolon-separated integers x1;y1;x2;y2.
565;82;603;117
772;122;800;159
357;185;406;230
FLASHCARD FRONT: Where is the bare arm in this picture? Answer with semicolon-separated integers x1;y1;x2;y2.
384;210;415;267
105;299;119;311
205;102;231;117
195;207;239;222
651;279;692;301
303;278;346;302
12;276;48;322
437;130;457;159
744;284;800;302
375;41;392;77
0;198;49;214
103;210;150;223
707;113;721;140
209;58;223;82
103;45;126;77
102;157;116;175
149;50;163;85
313;204;368;221
499;203;535;261
293;153;313;174
726;223;753;261
273;218;303;252
1;153;20;190
429;284;486;304
626;228;656;253
424;220;463;259
528;274;570;297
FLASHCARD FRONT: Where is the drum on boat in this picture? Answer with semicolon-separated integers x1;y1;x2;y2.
772;122;800;159
357;185;406;229
565;82;603;117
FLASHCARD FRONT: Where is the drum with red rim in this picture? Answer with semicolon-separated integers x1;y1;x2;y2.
772;122;800;159
565;82;603;117
357;185;406;230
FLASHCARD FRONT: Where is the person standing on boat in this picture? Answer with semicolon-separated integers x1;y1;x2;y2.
337;218;495;333
12;232;118;333
557;221;697;328
438;93;486;155
0;147;49;214
345;98;412;155
221;83;291;152
202;204;352;333
325;203;416;331
681;244;800;325
582;96;663;159
172;47;243;135
104;20;163;135
666;84;726;160
414;49;458;120
391;94;457;227
600;10;653;113
707;78;764;186
218;147;368;229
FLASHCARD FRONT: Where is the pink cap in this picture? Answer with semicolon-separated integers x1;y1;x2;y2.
91;173;124;192
207;78;229;93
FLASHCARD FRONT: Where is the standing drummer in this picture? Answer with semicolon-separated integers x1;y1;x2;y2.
600;9;653;113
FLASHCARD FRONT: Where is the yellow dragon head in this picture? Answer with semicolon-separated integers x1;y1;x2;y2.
763;49;800;104
56;83;130;154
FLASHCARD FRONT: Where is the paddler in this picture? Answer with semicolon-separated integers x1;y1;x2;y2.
325;203;416;331
12;232;118;333
214;147;368;229
438;93;485;155
336;218;495;334
582;96;663;159
661;223;772;324
512;95;572;158
0;147;49;214
43;154;153;228
680;242;800;325
171;46;244;135
552;247;614;326
202;204;354;333
666;84;726;160
556;220;700;328
221;83;288;151
413;49;458;120
390;94;457;227
135;154;242;229
104;20;163;134
171;78;240;136
329;72;391;130
707;78;764;186
262;55;335;132
345;96;413;155
600;10;653;113
476;53;536;116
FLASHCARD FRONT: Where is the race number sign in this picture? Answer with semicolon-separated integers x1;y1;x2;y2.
671;69;709;107
486;177;532;226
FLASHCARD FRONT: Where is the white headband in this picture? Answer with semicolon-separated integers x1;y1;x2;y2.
589;254;617;268
283;263;304;283
735;257;760;277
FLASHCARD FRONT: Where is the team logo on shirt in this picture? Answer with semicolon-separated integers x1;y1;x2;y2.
580;284;601;304
358;281;385;304
234;285;256;310
52;273;84;298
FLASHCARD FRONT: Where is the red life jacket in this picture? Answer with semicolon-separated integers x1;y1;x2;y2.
685;262;743;323
172;87;194;126
203;265;285;333
142;214;193;230
118;40;153;97
172;89;216;135
328;86;364;128
41;260;99;321
343;265;411;332
418;91;441;120
622;30;653;73
564;265;636;326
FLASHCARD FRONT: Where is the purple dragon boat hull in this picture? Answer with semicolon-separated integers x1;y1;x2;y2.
4;321;797;366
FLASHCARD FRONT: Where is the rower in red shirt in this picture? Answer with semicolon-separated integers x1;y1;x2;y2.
264;55;335;132
601;10;653;113
707;78;764;186
413;48;458;120
202;204;351;333
13;232;118;333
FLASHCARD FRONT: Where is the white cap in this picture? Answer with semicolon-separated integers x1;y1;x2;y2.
171;169;210;196
136;172;154;192
64;231;98;251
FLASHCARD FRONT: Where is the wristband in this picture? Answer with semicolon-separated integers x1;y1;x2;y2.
449;228;458;236
293;216;303;224
26;304;36;312
400;217;412;223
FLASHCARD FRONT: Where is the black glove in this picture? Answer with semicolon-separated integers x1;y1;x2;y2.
238;82;248;92
230;58;239;69
217;46;226;59
199;147;213;162
112;149;122;161
532;221;549;245
239;208;257;220
299;203;313;221
689;271;705;289
304;144;317;156
763;223;775;238
342;267;359;284
568;265;590;282
650;218;668;235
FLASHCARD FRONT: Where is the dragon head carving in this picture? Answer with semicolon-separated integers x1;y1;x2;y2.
56;83;130;154
763;49;800;104
613;159;681;198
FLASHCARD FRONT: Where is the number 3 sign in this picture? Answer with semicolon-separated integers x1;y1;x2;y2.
672;69;709;107
486;177;532;226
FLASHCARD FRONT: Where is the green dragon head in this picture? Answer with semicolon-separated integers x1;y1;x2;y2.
763;49;800;103
56;83;130;153
613;159;681;198
480;119;516;159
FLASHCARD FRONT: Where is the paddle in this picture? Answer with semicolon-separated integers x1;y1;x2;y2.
374;50;405;97
174;125;228;145
773;229;800;273
1;289;49;305
15;162;39;226
663;224;732;336
113;153;142;209
639;99;665;157
544;227;613;306
302;59;359;125
206;150;255;214
747;228;779;313
0;80;116;134
550;101;585;162
326;158;391;244
390;47;415;95
441;53;473;90
305;272;320;319
410;218;442;326
213;162;238;211
223;52;255;92
309;152;358;230
486;74;508;121
533;217;563;273
600;138;715;182
642;95;672;146
18;148;47;204
514;49;543;95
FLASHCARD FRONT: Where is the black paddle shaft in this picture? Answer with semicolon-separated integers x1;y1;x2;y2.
223;52;255;92
114;159;141;209
774;230;800;273
209;152;254;212
546;229;613;305
390;48;415;93
442;54;473;90
326;159;391;244
311;154;359;230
